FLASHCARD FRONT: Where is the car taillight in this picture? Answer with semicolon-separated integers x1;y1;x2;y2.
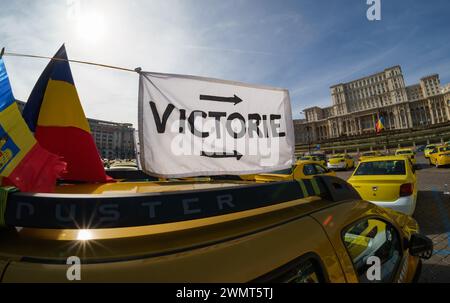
400;183;413;197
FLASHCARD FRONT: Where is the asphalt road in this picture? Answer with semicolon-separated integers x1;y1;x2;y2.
335;153;450;283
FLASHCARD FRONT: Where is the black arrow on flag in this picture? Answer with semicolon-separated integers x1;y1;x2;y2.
200;94;243;105
201;150;243;160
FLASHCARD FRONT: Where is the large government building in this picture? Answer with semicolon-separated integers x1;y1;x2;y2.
16;100;136;159
295;66;450;144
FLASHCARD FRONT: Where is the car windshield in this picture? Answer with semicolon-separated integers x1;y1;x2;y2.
396;150;412;155
300;157;311;160
354;160;406;176
330;155;344;159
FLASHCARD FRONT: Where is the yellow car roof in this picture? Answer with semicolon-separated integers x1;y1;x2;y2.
358;155;408;163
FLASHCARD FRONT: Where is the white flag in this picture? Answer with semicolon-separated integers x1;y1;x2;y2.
138;72;295;178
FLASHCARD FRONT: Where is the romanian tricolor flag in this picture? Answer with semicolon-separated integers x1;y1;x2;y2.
0;57;66;192
23;45;110;183
375;116;385;133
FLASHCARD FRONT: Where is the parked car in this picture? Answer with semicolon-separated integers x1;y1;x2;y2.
424;144;437;158
395;148;417;166
327;154;355;170
428;145;450;167
348;156;417;215
311;153;327;164
0;175;432;282
358;151;383;162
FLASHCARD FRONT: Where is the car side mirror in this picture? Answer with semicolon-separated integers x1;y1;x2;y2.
408;233;433;259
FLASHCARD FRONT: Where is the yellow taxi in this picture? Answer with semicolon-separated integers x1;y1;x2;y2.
395;148;417;166
348;156;417;215
424;144;437;158
241;160;335;182
0;174;432;282
428;145;450;167
358;151;383;162
327;154;355;170
297;155;326;167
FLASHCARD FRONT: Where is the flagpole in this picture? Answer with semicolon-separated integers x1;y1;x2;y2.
2;50;141;74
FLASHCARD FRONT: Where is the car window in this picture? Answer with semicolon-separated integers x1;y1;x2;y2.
303;164;317;175
252;254;326;283
343;218;402;283
354;160;406;175
439;146;450;152
314;164;327;174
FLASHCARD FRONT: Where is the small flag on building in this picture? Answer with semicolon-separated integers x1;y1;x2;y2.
23;44;111;183
375;116;385;133
0;57;66;192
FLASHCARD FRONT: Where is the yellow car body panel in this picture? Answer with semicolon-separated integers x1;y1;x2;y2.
0;192;421;283
395;148;417;165
424;144;437;158
429;145;450;167
310;201;420;283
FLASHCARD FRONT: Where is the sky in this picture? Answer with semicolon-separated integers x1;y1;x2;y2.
1;0;450;127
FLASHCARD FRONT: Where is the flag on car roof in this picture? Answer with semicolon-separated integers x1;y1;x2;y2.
23;44;111;182
0;57;66;192
375;116;385;133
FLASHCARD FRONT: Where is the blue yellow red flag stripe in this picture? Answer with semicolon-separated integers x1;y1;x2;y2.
23;44;111;183
0;58;66;192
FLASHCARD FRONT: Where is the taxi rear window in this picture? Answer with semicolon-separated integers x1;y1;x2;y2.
354;160;406;175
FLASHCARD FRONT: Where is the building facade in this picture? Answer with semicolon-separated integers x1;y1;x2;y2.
89;119;135;159
16;100;136;159
295;66;450;144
